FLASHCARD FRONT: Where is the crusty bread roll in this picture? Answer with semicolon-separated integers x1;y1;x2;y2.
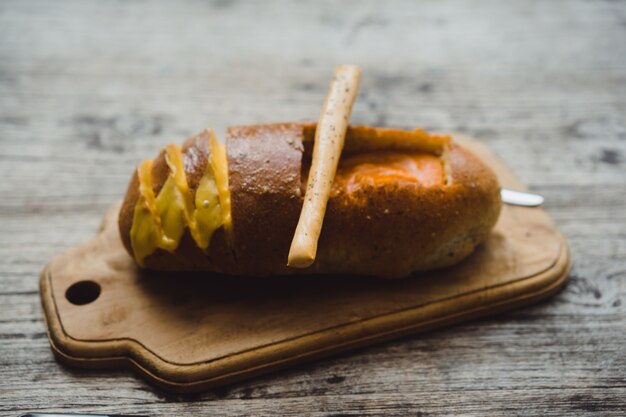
119;123;501;278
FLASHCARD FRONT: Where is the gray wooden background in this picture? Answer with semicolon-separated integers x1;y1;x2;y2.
1;0;625;415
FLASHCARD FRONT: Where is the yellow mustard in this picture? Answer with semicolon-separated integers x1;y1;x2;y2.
129;131;231;265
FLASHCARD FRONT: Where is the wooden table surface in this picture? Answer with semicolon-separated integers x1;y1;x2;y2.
1;0;624;415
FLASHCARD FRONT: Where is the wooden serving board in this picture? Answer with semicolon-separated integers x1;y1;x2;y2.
40;136;571;393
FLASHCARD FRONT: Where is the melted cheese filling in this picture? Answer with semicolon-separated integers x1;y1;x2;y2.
333;152;445;193
130;132;230;265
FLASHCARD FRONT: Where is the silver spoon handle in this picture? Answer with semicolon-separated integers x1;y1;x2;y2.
500;188;544;207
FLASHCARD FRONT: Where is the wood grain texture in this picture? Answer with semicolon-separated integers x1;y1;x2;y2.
39;135;570;393
1;0;624;415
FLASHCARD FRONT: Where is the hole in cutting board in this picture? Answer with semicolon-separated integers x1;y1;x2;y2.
66;280;101;305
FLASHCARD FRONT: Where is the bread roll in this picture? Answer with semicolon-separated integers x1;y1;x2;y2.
119;123;501;278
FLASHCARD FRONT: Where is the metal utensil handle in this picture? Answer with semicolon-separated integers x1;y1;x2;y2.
500;188;544;207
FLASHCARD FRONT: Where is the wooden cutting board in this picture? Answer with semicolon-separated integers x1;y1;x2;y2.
40;136;571;393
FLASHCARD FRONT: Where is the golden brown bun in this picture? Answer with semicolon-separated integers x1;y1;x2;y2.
119;123;502;278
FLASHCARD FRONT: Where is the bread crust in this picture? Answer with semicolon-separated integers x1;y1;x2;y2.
119;123;501;278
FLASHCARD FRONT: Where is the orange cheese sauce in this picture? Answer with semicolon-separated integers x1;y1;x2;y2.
333;152;444;193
